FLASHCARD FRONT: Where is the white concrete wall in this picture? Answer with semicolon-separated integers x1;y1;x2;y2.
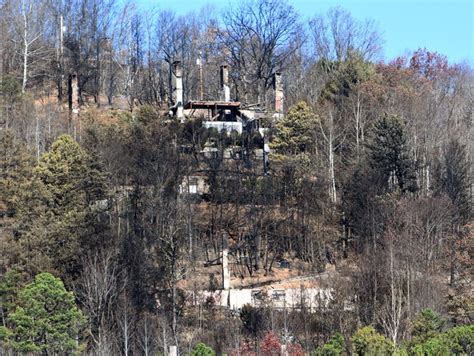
190;287;332;311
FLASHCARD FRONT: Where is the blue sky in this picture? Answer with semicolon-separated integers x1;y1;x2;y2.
135;0;473;65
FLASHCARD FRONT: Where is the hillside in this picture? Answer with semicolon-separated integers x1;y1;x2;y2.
0;0;473;355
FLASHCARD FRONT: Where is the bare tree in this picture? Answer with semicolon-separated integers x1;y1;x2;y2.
319;108;346;204
137;312;158;356
64;0;117;104
309;6;382;62
116;290;136;356
378;228;406;345
9;0;51;92
220;0;303;104
77;250;121;354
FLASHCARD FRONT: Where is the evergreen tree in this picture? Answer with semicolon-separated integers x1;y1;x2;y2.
272;101;319;156
351;326;394;355
435;139;471;224
15;135;109;280
0;130;34;220
191;342;216;356
0;269;23;328
319;52;375;102
433;139;472;287
0;131;36;280
315;332;345;355
4;272;84;354
367;115;417;193
411;325;474;355
410;308;445;349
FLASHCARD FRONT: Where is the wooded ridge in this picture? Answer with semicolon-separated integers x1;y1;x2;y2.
0;0;472;354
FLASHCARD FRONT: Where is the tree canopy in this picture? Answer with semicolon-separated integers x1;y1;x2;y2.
272;101;319;155
4;272;84;354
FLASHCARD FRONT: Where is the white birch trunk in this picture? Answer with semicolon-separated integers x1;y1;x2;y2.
320;111;339;205
329;130;336;204
22;2;29;93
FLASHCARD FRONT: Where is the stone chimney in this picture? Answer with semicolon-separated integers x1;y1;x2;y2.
220;64;230;102
172;60;183;119
273;72;283;116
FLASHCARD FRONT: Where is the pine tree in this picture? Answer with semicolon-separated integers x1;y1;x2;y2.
367;115;417;193
351;326;394;355
272;101;319;156
314;333;345;355
411;309;445;344
0;269;23;328
0;131;36;277
435;139;471;224
191;342;216;356
5;272;84;354
433;139;472;288
15;135;109;281
0;130;34;220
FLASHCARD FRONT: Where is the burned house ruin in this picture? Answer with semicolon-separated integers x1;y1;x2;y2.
175;61;282;196
170;60;284;131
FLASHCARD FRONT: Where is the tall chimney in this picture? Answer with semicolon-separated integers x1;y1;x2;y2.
273;72;283;116
220;64;230;102
172;60;183;119
222;233;230;290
